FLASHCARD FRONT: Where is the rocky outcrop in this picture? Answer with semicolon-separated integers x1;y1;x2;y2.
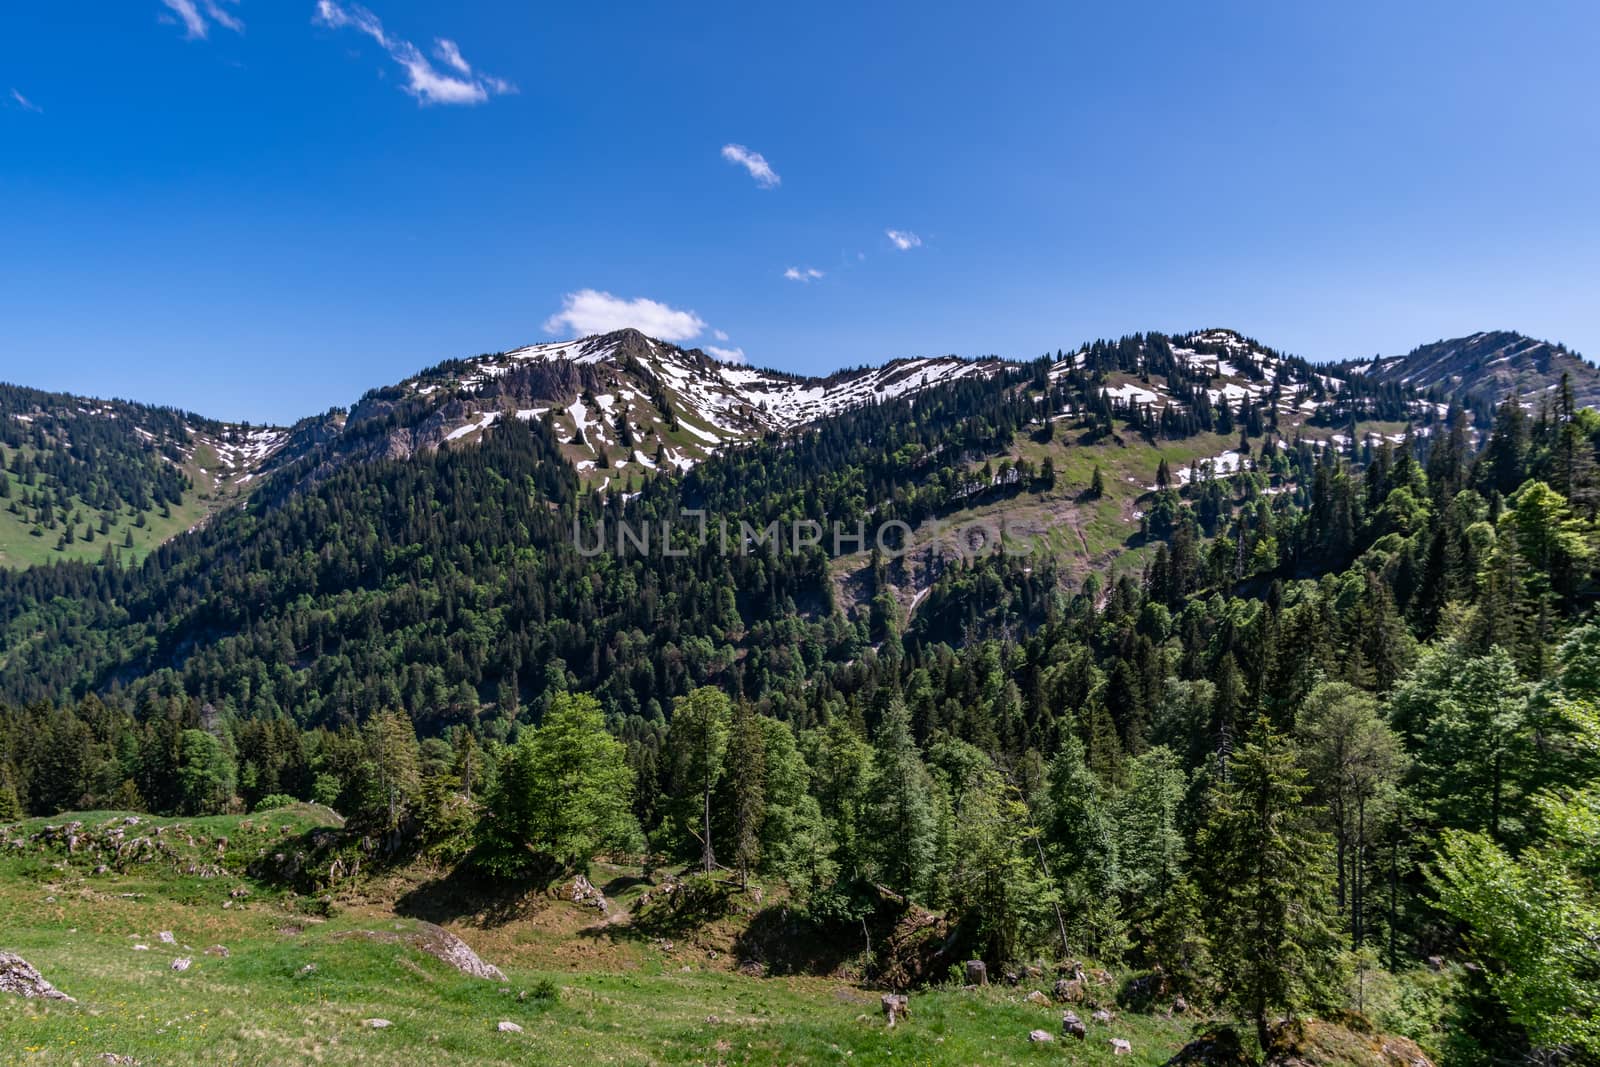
0;952;74;1001
336;922;505;982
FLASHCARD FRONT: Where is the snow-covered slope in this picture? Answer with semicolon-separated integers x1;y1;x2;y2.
1341;330;1600;410
362;329;1010;479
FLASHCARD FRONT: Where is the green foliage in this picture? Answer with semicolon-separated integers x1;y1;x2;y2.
669;686;730;873
1389;645;1531;844
864;699;937;901
1197;719;1342;1048
481;691;636;873
357;710;421;833
1431;696;1600;1057
176;729;236;816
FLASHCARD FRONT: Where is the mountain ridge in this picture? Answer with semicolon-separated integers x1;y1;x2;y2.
1342;329;1600;412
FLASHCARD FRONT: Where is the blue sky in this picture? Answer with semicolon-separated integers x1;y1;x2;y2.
3;1;1597;425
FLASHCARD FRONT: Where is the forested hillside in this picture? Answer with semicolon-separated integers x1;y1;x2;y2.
0;382;286;569
2;329;1598;1061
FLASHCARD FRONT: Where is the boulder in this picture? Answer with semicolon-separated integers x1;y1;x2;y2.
363;1019;392;1029
964;960;988;986
1062;1011;1087;1040
1025;990;1050;1006
334;922;505;982
97;1056;139;1066
1112;1038;1133;1055
1092;1009;1114;1023
497;1020;523;1033
170;958;191;972
204;945;230;958
0;952;74;1001
158;931;176;945
1173;995;1189;1014
565;874;609;913
1053;977;1083;1003
1029;1029;1055;1043
881;993;910;1027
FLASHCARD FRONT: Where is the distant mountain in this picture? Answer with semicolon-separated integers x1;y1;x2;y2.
1342;330;1600;411
295;328;1011;489
0;324;1452;574
0;382;287;569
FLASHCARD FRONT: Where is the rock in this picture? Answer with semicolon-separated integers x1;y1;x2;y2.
0;952;75;1001
1053;978;1083;1002
204;945;230;958
1062;1011;1086;1040
1003;969;1020;986
298;964;317;976
363;1018;392;1029
497;1020;523;1033
1092;1009;1113;1023
131;944;149;951
1025;990;1050;1006
158;931;176;944
1173;995;1189;1014
97;1055;140;1066
93;865;110;876
1111;1037;1132;1055
565;874;609;913
170;958;191;972
1426;955;1445;972
1029;1029;1055;1043
964;959;988;986
881;993;910;1027
335;922;506;982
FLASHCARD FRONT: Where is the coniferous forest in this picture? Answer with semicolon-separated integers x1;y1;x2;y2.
2;336;1598;1064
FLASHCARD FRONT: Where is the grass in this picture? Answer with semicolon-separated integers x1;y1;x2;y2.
0;810;1200;1065
0;448;248;571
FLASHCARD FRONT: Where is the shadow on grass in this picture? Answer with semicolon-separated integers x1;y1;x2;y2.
393;857;561;928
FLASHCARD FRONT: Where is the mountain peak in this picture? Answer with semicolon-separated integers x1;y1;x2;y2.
1348;330;1599;410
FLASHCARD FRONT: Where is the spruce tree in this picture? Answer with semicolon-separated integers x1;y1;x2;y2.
865;698;937;900
1196;718;1340;1049
727;700;768;888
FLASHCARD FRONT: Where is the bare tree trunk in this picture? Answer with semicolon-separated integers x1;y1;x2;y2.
1033;833;1071;959
702;785;715;874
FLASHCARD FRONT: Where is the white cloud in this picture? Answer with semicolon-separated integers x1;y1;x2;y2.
314;2;515;106
886;229;922;251
721;143;780;188
433;38;470;74
9;89;42;113
203;0;243;32
160;0;242;39
543;290;708;343
706;346;748;365
783;267;824;282
712;329;730;342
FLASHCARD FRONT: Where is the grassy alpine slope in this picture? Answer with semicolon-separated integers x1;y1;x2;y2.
0;808;1202;1066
